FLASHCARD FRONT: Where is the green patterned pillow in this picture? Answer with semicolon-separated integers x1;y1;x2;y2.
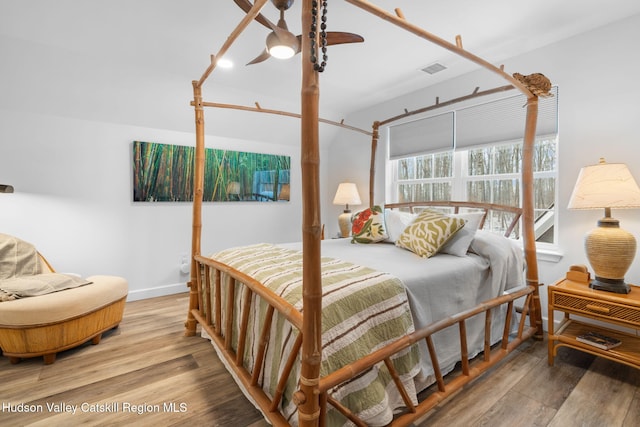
351;205;388;243
395;209;467;257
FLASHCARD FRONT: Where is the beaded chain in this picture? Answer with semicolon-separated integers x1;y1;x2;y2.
309;0;328;72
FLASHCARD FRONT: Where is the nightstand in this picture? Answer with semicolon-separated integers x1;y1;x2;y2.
547;278;640;369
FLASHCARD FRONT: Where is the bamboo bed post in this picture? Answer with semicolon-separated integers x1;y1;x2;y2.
369;121;380;208
185;82;205;337
297;1;323;425
521;97;544;337
185;0;270;337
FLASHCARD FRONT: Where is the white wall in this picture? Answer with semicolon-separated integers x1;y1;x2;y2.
0;109;307;300
0;11;347;301
0;30;339;302
327;13;640;327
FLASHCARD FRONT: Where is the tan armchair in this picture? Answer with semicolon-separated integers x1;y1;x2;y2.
0;235;128;364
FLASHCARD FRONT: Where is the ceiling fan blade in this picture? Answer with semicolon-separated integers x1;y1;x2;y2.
288;32;363;56
247;49;272;65
325;32;365;46
295;35;302;54
233;0;277;31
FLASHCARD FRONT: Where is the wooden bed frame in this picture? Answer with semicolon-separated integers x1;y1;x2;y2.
184;1;547;426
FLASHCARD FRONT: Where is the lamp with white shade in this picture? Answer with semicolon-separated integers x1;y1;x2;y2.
568;158;640;293
333;183;361;238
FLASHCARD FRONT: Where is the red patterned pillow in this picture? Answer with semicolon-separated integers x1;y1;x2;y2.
351;205;388;243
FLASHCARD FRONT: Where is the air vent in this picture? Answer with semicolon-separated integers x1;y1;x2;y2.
421;63;447;75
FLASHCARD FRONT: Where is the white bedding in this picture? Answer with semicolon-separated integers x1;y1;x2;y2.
281;229;525;385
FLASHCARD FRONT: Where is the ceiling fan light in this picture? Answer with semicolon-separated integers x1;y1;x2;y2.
268;45;295;59
266;31;296;59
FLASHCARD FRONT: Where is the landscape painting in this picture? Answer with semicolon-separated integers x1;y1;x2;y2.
133;141;291;202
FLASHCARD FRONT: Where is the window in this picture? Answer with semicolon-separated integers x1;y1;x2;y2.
388;88;558;243
395;151;453;203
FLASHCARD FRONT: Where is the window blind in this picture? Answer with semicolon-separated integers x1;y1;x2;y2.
388;111;454;160
455;86;558;150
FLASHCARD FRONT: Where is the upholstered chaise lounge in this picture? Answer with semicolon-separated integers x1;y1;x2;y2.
0;234;128;364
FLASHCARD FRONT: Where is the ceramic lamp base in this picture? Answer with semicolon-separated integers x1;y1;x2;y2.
338;211;352;238
585;217;635;294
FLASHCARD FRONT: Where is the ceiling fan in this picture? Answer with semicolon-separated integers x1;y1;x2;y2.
234;0;364;65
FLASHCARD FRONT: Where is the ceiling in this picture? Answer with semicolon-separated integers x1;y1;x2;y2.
2;1;640;138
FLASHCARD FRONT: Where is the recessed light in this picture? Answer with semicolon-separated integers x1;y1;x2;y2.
217;58;233;69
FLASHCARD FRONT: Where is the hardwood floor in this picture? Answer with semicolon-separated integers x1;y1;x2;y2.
1;293;638;427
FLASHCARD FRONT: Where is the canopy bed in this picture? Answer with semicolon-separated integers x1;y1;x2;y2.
184;1;549;426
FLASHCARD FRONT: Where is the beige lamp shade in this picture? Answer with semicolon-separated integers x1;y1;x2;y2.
333;183;362;237
333;183;362;207
568;158;640;293
568;158;640;210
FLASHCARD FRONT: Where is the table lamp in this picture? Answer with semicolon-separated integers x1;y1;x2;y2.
568;158;640;293
333;183;361;238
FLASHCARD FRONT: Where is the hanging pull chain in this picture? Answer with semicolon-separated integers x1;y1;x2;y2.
309;0;328;72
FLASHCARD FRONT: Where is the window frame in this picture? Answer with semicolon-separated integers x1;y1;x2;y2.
388;135;559;246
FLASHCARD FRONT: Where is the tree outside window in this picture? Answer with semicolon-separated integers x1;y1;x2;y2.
392;136;557;243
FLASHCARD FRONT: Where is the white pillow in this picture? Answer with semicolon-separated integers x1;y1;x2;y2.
384;209;418;243
440;212;484;256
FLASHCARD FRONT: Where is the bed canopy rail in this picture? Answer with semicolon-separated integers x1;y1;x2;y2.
378;84;516;127
366;84;518;216
186;1;549;425
193;101;373;136
346;1;535;94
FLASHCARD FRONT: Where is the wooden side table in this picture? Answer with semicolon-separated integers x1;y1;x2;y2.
547;278;640;369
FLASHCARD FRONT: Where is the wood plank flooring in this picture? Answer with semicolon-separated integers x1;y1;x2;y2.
1;293;638;426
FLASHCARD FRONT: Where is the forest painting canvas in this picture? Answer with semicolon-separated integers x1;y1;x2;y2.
132;141;291;202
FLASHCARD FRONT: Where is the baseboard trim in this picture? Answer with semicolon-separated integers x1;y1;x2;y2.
127;282;189;301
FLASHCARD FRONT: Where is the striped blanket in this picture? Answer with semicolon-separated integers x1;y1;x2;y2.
211;243;421;426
